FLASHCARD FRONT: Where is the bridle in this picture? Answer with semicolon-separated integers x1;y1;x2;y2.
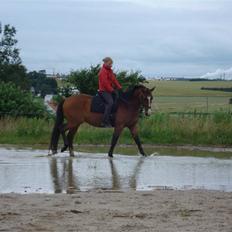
137;88;153;116
119;85;155;116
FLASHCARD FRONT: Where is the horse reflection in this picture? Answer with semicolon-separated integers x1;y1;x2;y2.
50;156;145;192
129;157;145;189
108;159;120;189
50;158;79;193
108;157;145;190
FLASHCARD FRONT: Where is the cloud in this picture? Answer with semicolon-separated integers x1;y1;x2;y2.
116;0;226;11
201;67;232;80
0;0;232;77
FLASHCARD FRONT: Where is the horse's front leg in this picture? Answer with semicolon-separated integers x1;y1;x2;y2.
129;125;146;156
108;126;124;158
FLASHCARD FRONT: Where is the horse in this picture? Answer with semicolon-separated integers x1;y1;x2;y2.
49;85;155;157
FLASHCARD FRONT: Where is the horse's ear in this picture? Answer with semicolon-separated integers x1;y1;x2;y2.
150;86;156;92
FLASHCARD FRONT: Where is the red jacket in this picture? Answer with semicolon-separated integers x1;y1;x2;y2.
98;64;122;93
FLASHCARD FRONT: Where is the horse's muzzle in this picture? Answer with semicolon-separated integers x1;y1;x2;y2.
145;109;152;116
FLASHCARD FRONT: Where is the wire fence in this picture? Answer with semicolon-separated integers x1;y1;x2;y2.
0;96;232;117
153;96;232;114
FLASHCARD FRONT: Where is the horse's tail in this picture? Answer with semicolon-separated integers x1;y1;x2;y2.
49;100;65;154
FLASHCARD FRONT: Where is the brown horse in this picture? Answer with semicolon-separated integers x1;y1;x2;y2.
49;85;155;157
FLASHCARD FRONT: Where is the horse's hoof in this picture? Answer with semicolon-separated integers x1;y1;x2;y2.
48;150;57;156
69;150;75;157
61;145;68;153
108;154;113;158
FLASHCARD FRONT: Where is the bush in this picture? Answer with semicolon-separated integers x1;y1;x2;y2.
0;64;29;90
116;70;147;90
0;81;48;117
68;65;100;95
68;64;147;95
52;94;64;104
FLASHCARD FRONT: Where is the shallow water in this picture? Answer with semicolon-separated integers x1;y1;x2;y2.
0;147;232;193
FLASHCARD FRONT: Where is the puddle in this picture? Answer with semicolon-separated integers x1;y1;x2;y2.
0;147;232;193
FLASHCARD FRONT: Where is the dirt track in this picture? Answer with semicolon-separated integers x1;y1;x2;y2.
0;190;231;232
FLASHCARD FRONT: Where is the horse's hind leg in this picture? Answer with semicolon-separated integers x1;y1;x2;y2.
61;131;69;152
59;123;69;152
67;126;79;157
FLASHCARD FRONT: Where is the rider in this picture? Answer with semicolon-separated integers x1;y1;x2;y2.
98;57;122;127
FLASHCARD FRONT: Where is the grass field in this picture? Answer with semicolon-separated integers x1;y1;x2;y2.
146;80;232;96
1;80;231;147
57;79;232;112
146;80;232;112
1;113;232;146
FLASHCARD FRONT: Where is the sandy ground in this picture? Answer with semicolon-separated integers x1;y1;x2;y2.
0;190;232;232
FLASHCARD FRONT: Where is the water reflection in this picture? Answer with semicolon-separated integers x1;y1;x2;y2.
109;159;120;190
0;148;232;193
50;158;79;193
129;157;145;189
49;157;145;192
50;158;61;193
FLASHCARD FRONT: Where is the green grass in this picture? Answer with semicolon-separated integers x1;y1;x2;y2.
154;96;232;112
146;80;232;113
146;80;232;96
57;79;232;112
1;113;232;146
1;81;231;146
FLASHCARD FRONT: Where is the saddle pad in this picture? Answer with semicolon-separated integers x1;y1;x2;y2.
90;93;118;114
90;94;105;113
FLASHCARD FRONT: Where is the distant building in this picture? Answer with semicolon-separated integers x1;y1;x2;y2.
30;86;35;94
70;87;79;94
46;73;67;80
46;73;57;79
149;76;186;81
38;70;46;75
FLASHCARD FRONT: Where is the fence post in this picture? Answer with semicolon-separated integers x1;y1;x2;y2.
206;97;209;113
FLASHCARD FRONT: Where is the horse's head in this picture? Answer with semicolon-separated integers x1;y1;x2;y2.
133;85;156;116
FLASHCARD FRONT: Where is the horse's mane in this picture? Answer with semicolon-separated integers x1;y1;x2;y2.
122;85;145;100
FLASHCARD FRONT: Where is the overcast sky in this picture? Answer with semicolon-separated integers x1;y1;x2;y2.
0;0;232;77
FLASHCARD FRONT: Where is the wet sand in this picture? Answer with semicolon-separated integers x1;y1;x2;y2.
1;190;232;232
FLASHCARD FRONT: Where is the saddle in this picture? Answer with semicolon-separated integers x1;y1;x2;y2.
90;92;118;114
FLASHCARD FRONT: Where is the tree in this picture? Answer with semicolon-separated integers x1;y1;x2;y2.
0;81;48;117
0;23;29;89
116;70;147;90
0;64;29;90
68;64;147;95
0;23;21;65
27;70;58;98
68;65;100;95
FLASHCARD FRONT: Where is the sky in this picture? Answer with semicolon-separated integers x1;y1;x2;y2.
0;0;232;78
